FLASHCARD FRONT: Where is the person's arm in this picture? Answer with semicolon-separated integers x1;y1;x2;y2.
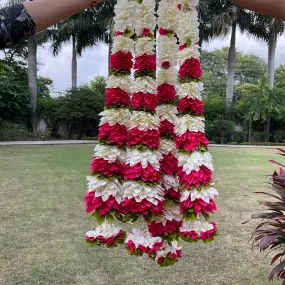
24;0;104;33
232;0;285;20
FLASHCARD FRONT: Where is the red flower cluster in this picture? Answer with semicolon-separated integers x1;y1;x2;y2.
159;120;174;136
161;61;171;69
157;250;182;265
200;222;217;241
105;88;130;107
159;27;170;35
178;165;213;188
132;92;158;111
180;230;199;241
178;58;202;79
160;153;178;175
99;123;128;147
124;163;161;183
148;220;182;236
157;83;176;102
177;97;204;114
128;128;160;149
175;131;209;152
134;54;156;73
164;188;181;200
126;240;163;256
120;198;164;216
90;158;123;177
180;198;217;215
110;51;133;73
86;230;124;246
84;192;119;215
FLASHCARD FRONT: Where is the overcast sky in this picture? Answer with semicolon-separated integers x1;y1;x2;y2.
5;30;285;95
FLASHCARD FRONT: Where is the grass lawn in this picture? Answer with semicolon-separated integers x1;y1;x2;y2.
0;145;283;285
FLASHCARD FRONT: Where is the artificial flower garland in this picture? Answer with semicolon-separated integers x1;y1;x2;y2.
84;0;218;265
175;0;218;242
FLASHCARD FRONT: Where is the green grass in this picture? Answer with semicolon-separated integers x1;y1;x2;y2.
0;145;282;285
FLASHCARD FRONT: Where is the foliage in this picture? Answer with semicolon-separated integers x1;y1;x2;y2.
251;149;285;284
204;94;227;121
231;131;246;143
274;130;285;143
206;119;235;144
0;120;31;141
0;60;30;121
251;132;271;143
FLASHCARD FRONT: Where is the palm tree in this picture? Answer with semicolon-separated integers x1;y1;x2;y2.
51;9;109;88
199;0;268;117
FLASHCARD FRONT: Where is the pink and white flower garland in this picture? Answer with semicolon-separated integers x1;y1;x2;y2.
175;0;218;242
84;0;136;245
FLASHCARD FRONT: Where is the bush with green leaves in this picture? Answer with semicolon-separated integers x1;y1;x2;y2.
206;119;235;144
274;130;285;143
0;120;31;141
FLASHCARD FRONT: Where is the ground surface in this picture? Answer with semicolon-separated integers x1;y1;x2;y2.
0;145;282;285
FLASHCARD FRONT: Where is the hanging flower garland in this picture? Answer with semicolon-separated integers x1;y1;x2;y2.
175;0;218;242
148;0;183;259
121;0;165;222
84;0;135;245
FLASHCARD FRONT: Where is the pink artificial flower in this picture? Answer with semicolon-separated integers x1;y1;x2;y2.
105;88;130;107
134;54;156;73
200;222;217;241
175;131;209;152
178;58;202;79
84;192;119;215
164;188;181;200
159;120;175;137
90;158;123;177
177;97;204;115
177;165;213;188
180;198;217;215
110;51;133;73
132;92;158;111
157;83;176;102
98;123;128;147
128;128;160;149
160;153;178;175
143;28;151;36
124;163;161;183
159;27;169;35
148;220;182;236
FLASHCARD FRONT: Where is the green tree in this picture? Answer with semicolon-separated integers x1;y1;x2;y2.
0;60;30;121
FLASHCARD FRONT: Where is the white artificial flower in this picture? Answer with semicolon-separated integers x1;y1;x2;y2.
114;0;135;32
153;203;182;225
177;82;203;100
155;241;182;261
122;181;164;204
157;35;178;66
174;115;205;136
135;37;155;56
177;46;200;66
125;148;161;170
159;138;178;157
156;104;178;124
107;75;132;93
129;111;159;131
180;216;215;236
86;222;122;239
178;151;214;175
112;36;134;54
94;144;125;163
99;109;131;128
157;67;178;86
181;184;218;203
133;76;157;94
87;176;123;203
126;229;162;248
134;0;156;36
157;0;179;31
161;174;179;191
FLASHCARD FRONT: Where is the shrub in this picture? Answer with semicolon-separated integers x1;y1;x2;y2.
251;132;271;142
232;131;246;143
31;129;51;141
274;130;285;143
0;120;31;141
251;148;285;284
206;120;235;144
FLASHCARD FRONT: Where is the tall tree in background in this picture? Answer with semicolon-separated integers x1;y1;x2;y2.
200;0;268;117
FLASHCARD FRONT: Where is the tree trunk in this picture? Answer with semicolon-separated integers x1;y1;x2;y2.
226;22;237;118
72;34;77;89
28;35;38;132
108;25;114;76
265;21;277;136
